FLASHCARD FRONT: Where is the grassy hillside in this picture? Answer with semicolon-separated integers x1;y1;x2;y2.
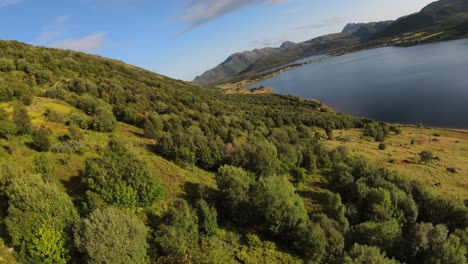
327;127;468;199
0;40;466;263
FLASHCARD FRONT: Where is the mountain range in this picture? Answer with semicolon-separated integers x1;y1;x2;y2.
194;0;468;86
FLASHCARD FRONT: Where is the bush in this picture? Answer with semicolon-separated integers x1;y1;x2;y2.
91;106;117;132
74;207;148;264
13;103;32;135
83;139;163;209
69;124;84;140
32;127;52;152
419;151;434;164
0;58;15;72
154;200;199;261
51;140;86;154
345;243;400;264
251;176;308;236
2;172;77;263
378;143;387;150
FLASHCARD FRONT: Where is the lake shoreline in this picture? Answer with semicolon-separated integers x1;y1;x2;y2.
224;38;468;130
218;36;468;92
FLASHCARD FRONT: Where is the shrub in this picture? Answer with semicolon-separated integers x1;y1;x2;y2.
69;124;84;140
2;172;77;263
51;140;86;154
32;127;52;152
74;207;148;264
419;151;434;164
83;139;163;209
378;143;387;150
345;243;400;264
92;106;117;132
251;176;308;236
0;58;15;72
13;103;32;135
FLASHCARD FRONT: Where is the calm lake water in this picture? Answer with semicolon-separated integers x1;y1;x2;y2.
251;39;468;128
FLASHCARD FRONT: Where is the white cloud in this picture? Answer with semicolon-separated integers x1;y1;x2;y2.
51;33;106;52
179;0;294;34
0;0;22;8
294;16;347;31
34;15;71;45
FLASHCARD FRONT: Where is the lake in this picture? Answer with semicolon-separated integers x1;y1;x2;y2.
250;39;468;128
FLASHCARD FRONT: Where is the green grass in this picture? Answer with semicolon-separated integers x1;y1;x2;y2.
326;127;468;200
421;32;445;40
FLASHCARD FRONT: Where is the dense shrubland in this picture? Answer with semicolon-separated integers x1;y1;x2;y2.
0;40;466;263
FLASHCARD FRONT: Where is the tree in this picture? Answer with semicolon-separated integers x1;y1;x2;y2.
251;176;308;236
32;127;52;151
196;199;218;236
293;223;328;262
28;225;69;264
74;207;148;264
69;124;84;141
349;220;402;256
83;139;163;209
154;199;199;261
13;103;32;135
33;154;53;182
345;244;400;264
143;112;163;139
0;58;15;72
216;165;254;223
420;151;434;164
92;106;117;132
2;172;77;263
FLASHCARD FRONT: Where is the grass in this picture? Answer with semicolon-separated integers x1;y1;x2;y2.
326;126;468;200
421;32;445;41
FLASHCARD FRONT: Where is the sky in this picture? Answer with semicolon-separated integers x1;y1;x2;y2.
0;0;435;81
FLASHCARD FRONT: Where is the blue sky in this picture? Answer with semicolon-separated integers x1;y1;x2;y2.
0;0;435;80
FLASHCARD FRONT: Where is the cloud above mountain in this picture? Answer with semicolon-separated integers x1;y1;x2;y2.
179;0;293;34
0;0;22;8
51;33;106;52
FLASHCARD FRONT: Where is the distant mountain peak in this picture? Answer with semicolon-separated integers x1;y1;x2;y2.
280;41;296;49
342;23;363;33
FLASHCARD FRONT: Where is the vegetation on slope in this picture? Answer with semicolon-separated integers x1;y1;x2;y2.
0;40;466;263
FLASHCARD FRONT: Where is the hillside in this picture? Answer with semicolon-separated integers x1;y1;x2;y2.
0;40;466;263
195;0;468;86
378;0;468;37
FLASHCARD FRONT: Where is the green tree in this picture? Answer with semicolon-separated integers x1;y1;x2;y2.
74;207;148;264
154;199;199;261
216;165;254;223
33;154;53;182
32;127;52;152
2;172;77;263
69;124;84;141
196;199;218;236
251;176;308;235
13;103;32;135
345;244;400;264
143;112;163;139
92;106;117;132
28;225;69;264
83;139;163;209
293;223;328;262
350;220;402;256
0;58;15;72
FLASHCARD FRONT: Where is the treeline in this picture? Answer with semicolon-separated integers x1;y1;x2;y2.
0;40;466;263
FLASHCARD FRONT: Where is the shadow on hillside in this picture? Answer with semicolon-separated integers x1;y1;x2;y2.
60;172;86;207
183;182;218;203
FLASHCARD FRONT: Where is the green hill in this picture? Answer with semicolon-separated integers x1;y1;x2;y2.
0;40;466;263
